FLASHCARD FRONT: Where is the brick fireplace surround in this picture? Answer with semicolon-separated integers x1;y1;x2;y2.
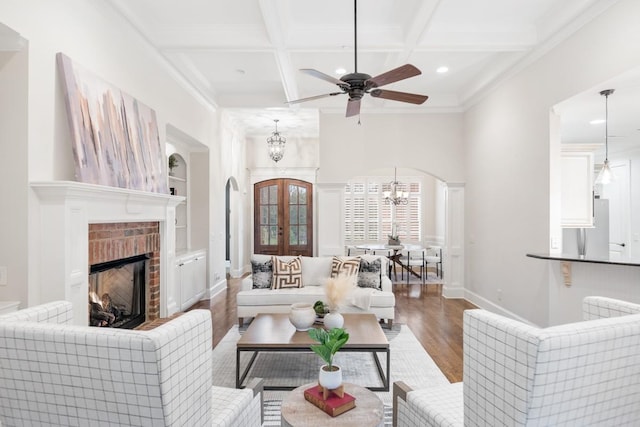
89;222;161;321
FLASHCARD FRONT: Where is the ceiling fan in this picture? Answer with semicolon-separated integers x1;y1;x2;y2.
286;0;429;117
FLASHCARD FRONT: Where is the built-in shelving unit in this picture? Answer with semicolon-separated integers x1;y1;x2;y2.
168;153;188;252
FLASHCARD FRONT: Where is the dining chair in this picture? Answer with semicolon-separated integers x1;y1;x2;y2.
399;249;426;284
346;245;369;256
425;246;442;279
370;248;394;278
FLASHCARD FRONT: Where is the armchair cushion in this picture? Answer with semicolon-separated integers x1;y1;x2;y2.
394;381;463;427
211;385;261;427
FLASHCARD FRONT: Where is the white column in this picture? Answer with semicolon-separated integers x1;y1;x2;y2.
316;183;346;256
443;183;465;298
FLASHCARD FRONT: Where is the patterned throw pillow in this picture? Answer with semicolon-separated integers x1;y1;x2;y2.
251;259;273;289
271;257;303;289
358;258;381;290
330;256;361;286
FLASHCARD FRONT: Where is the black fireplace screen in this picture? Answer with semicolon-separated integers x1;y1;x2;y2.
89;254;147;329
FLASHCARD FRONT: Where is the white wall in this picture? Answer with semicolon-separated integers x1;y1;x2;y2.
0;0;251;306
318;113;465;183
464;0;640;326
246;135;319;169
0;47;28;304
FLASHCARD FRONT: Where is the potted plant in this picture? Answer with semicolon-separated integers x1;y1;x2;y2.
309;327;349;390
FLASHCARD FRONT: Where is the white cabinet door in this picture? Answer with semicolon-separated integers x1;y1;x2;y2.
561;148;594;228
177;251;207;311
192;254;207;301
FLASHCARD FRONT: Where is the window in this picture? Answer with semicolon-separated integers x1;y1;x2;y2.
344;176;422;243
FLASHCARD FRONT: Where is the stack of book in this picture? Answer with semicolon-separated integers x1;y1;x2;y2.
303;385;356;417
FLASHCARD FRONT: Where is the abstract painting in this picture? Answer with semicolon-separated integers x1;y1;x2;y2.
57;53;169;194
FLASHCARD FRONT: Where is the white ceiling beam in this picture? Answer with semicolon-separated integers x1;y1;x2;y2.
384;0;442;69
258;0;299;103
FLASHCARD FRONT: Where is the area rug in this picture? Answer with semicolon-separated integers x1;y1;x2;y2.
211;323;450;426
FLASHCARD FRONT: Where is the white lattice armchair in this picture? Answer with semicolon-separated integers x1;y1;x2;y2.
0;301;263;427
393;296;640;426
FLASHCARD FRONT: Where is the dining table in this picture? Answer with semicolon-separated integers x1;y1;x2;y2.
355;243;426;280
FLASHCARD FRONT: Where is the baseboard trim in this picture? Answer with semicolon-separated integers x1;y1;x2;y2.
464;289;536;326
442;284;465;299
208;279;227;299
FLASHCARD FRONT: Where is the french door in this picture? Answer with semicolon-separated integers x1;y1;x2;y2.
254;179;313;256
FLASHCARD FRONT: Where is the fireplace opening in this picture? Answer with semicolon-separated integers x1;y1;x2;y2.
89;254;147;329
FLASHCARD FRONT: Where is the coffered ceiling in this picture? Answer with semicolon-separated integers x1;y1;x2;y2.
108;0;613;137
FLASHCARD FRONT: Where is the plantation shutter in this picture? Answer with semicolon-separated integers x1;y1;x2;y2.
344;176;421;243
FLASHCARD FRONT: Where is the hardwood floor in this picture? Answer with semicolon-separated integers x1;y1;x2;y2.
189;277;477;383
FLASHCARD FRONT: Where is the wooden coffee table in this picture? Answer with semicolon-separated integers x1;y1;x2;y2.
281;382;384;427
236;313;390;391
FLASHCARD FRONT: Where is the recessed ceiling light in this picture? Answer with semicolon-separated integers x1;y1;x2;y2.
335;68;347;75
436;66;449;74
590;119;606;125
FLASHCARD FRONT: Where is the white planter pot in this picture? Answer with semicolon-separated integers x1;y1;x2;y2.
288;303;316;331
323;311;344;329
318;365;342;390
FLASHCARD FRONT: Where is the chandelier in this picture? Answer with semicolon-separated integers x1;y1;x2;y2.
595;89;615;185
383;167;409;205
267;119;286;163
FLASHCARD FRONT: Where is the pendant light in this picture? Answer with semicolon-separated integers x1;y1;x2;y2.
266;119;286;163
595;89;615;185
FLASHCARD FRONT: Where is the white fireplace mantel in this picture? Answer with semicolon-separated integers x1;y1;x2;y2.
31;181;184;325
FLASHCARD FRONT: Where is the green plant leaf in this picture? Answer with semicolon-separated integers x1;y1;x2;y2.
308;327;349;369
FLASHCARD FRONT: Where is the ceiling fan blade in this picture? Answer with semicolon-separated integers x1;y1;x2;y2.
300;69;350;87
286;92;344;105
367;64;422;88
346;99;361;117
370;89;428;105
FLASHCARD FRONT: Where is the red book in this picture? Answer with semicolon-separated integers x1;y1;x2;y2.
303;385;356;417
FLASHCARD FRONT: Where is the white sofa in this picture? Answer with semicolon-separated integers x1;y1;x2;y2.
0;301;263;427
393;296;640;426
237;254;396;328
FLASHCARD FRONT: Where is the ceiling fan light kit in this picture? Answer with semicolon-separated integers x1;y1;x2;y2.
595;89;615;185
267;119;286;163
287;0;429;118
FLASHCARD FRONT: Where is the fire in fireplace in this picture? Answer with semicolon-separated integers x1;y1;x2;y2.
88;254;147;329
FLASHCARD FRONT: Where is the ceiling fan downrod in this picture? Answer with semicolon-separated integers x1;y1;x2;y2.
354;0;358;73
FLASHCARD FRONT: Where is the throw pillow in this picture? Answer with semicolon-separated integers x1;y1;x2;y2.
358;258;382;290
251;259;273;289
330;256;361;286
271;256;303;289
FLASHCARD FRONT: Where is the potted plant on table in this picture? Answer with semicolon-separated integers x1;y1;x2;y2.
309;327;350;390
